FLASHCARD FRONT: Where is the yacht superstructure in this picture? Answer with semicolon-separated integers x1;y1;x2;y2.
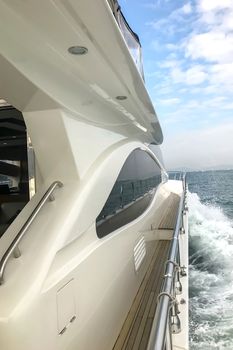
0;1;188;349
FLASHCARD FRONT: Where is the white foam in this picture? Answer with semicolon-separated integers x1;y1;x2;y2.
189;192;233;349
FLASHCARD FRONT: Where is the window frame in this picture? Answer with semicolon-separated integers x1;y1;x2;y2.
96;147;164;238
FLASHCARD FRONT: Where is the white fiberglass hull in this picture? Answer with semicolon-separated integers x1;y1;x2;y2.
0;1;188;350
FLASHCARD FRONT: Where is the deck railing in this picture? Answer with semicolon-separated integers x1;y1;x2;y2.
147;174;188;350
168;171;184;181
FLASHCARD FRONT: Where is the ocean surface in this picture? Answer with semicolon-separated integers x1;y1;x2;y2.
187;170;233;350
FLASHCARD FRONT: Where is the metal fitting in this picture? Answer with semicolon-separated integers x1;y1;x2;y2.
180;227;185;235
171;299;181;334
180;265;187;277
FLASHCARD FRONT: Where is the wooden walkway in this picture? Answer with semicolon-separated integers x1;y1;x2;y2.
158;193;180;230
113;240;170;350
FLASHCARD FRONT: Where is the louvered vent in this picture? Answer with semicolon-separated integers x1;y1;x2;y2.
134;236;146;272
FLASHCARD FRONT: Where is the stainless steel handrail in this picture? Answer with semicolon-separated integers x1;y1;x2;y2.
0;180;63;285
147;175;187;350
168;171;184;181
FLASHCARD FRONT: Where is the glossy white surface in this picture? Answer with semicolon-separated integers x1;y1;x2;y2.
0;1;189;349
0;0;162;145
0;171;174;350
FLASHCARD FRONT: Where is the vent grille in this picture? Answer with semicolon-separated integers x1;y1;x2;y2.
134;236;146;272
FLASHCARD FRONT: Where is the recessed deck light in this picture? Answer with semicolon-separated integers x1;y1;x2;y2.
116;95;127;100
68;46;88;55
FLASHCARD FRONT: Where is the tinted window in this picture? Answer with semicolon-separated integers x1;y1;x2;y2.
0;107;29;239
96;149;161;238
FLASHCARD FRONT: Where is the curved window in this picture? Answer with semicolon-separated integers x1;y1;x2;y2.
96;149;162;238
107;0;144;79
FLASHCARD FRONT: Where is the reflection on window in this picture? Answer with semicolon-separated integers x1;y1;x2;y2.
96;149;162;238
116;9;144;80
0;106;29;238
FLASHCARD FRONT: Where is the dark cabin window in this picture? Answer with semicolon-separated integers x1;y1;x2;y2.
0;106;29;238
96;149;162;238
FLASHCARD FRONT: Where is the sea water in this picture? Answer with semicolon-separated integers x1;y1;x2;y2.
187;170;233;350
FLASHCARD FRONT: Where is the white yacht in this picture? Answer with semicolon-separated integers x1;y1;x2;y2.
0;1;188;349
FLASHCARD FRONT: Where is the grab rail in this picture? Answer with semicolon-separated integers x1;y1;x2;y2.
147;174;187;350
0;181;63;285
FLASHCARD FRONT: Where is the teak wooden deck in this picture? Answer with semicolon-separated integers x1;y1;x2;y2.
158;193;180;230
113;240;170;350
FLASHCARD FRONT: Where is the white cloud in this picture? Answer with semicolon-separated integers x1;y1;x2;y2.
185;66;208;85
184;100;201;109
153;85;173;95
144;0;233;170
178;88;188;93
201;84;219;94
222;103;233;110
210;63;233;86
179;0;233;92
197;4;233;32
144;0;174;9
197;0;233;12
157;57;210;88
206;96;226;105
171;65;208;85
160;59;183;68
166;43;179;51
185;0;233;65
185;31;233;63
159;98;180;105
162;122;233;169
147;2;192;31
181;3;192;14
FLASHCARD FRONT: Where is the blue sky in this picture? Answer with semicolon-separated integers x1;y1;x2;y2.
120;0;233;169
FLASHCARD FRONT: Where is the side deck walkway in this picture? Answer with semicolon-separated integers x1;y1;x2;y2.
158;193;180;230
113;240;170;350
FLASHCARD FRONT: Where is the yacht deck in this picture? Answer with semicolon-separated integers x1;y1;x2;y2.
158;193;180;230
113;240;170;350
113;192;180;350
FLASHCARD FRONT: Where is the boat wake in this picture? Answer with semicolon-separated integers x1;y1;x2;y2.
189;192;233;350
